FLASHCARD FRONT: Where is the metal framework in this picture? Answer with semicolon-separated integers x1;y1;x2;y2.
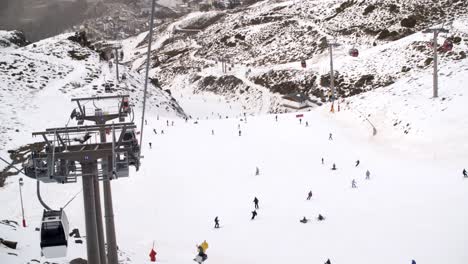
22;94;140;264
23;123;138;183
71;95;131;124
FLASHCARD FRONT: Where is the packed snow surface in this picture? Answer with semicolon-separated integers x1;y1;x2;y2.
1;91;467;263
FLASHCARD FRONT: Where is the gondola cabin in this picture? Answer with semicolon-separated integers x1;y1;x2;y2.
104;83;112;93
301;59;307;68
40;210;69;259
442;39;453;52
349;48;359;57
122;98;130;113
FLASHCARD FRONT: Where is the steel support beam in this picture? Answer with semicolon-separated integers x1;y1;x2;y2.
82;162;101;264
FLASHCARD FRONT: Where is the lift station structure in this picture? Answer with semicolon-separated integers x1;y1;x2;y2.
23;95;141;264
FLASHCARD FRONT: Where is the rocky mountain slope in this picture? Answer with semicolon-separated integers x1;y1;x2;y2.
124;0;468;113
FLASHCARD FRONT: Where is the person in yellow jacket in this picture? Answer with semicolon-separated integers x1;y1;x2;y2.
194;240;208;263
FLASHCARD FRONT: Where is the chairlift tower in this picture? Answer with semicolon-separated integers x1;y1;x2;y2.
423;28;449;98
23;122;140;264
71;95;136;264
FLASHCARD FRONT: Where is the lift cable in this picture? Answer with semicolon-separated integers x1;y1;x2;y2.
139;0;157;148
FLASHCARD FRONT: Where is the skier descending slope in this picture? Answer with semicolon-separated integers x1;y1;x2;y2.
307;191;313;200
251;210;258;220
366;170;371;180
463;169;467;178
194;241;209;263
255;167;260;176
352;179;357;188
355;160;360;167
253;197;259;209
214;217;220;229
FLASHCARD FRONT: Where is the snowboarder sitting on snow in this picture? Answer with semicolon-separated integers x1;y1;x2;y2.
251;210;257;220
214;217;220;229
300;217;309;224
194;241;208;263
331;163;337;170
317;214;325;221
307;191;312;200
463;169;467;178
355;160;360;167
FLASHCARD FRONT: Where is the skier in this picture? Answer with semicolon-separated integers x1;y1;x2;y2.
211;130;214;136
255;167;260;176
355;160;360;167
253;197;259;209
275;115;278;122
214;217;220;229
251;210;257;220
317;214;325;221
299;118;302;124
352;179;357;188
321;158;324;164
325;259;331;264
463;169;467;178
145;119;147;125
161;130;164;134
307;191;312;200
166;120;169;126
305;121;309;127
329;133;333;140
153;128;157;134
365;170;370;180
331;163;337;170
238;124;241;129
172;121;174;126
300;217;309;224
149;142;152;149
411;260;416;264
239;130;242;136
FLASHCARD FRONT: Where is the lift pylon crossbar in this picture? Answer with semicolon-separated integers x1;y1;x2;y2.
36;123;135;135
71;95;129;101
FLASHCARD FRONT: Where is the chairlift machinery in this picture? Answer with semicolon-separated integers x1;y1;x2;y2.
70;95;132;125
22;123;140;184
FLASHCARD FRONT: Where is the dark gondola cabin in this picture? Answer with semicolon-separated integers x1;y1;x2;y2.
40;210;69;258
349;48;359;57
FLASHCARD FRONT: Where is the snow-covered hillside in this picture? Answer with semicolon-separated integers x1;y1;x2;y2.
1;86;467;263
0;32;186;151
1;1;468;264
124;0;468;113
